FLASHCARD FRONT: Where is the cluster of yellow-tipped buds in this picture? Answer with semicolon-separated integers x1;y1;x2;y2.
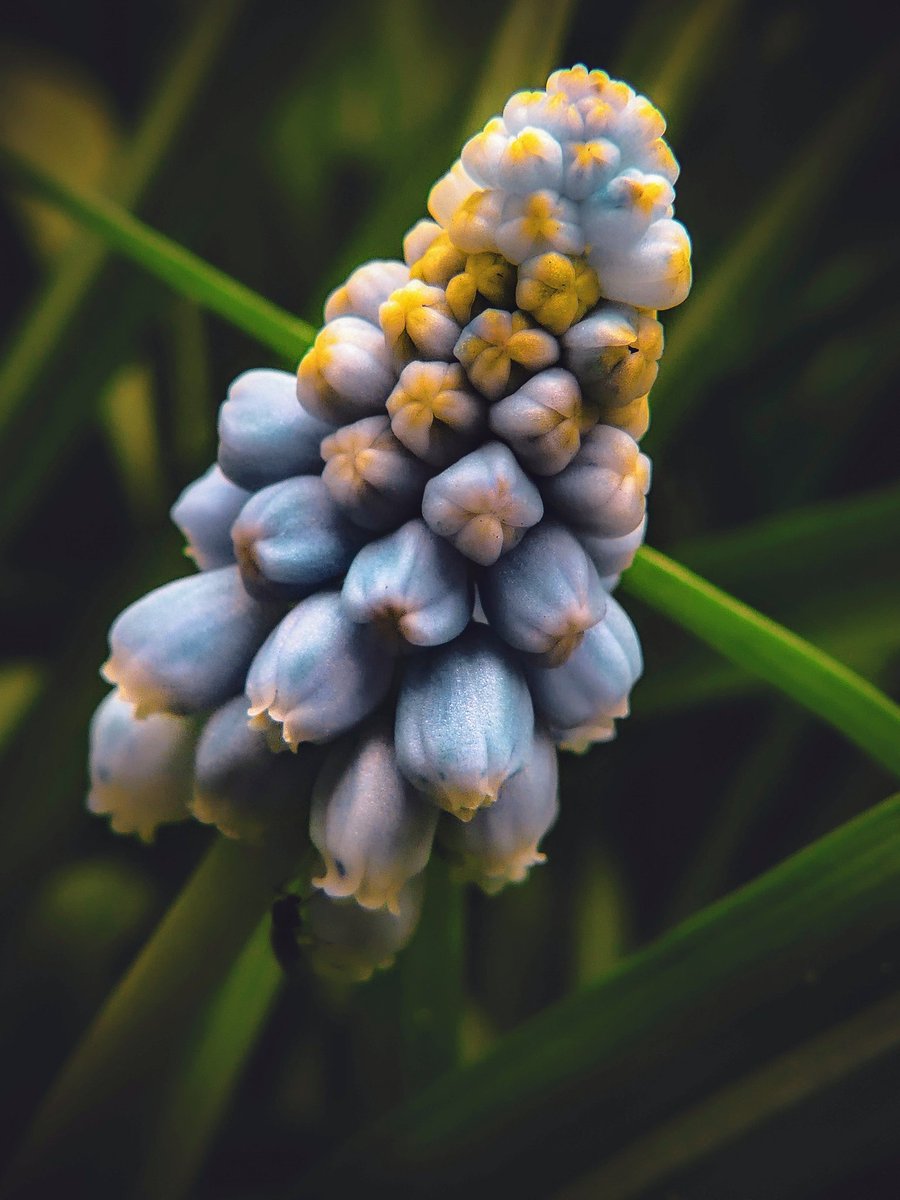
87;66;691;982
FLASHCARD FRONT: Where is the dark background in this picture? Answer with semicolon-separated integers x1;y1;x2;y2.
0;0;899;1195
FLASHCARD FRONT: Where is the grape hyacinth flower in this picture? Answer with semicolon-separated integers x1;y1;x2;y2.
88;65;691;980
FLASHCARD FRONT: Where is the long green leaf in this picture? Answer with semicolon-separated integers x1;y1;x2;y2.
135;916;282;1200
2;837;292;1198
0;147;315;361
556;985;900;1199
297;792;900;1196
0;0;244;432
622;546;900;777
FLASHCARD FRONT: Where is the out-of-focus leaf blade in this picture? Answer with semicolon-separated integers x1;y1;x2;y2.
135;916;282;1200
622;547;900;777
296;791;900;1197
0;0;245;432
0;148;315;360
3;838;293;1198
556;986;900;1200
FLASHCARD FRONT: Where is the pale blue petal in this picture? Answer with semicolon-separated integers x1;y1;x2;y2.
170;465;251;570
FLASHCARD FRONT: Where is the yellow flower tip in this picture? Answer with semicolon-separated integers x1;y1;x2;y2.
445;271;477;324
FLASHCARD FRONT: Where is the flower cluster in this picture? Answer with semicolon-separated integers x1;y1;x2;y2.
88;66;691;981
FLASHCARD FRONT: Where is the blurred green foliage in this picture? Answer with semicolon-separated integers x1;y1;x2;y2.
0;0;898;1197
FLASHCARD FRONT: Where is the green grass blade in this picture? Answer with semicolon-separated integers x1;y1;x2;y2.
0;147;315;361
135;916;282;1200
0;0;244;433
462;0;577;134
556;985;900;1200
297;792;900;1195
2;837;292;1198
647;51;896;449
622;546;900;777
639;0;741;130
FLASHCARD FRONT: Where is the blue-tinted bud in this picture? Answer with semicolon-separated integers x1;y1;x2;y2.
395;624;534;820
479;521;606;666
379;280;461;367
342;519;472;647
103;566;277;717
541;424;651;537
503;89;583;141
324;260;410;324
562;304;662;407
310;719;437;913
304;877;424;982
218;368;332;490
441;727;558;891
577;515;647;589
454;308;559;400
526;593;642;746
170;465;251;570
296;316;396;425
386;360;486;467
320;415;431;532
246;591;394;749
489;367;595;475
191;696;312;843
87;689;195;841
587;216;691;311
582;169;674;248
495;190;583;264
421;441;543;566
231;475;366;601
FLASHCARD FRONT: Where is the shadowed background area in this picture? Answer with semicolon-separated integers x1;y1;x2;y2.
0;0;898;1197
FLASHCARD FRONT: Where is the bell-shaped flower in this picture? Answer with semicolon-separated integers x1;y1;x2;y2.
495;190;583;264
598;393;650;442
526;593;642;745
191;696;311;843
386;360;486;467
460;117;509;187
320;415;431;531
304;878;424;982
170;465;250;570
217;368;332;490
407;228;467;289
395;624;534;821
454;309;558;400
445;251;517;325
447;188;506;255
296;316;396;425
489;367;596;475
561;137;621;200
515;252;600;335
577;515;647;589
324;259;410;324
587;216;692;311
87;689;196;841
562;303;663;408
422;441;543;565
583;170;675;248
231;475;366;600
479;521;607;665
427;160;480;226
310;719;438;913
502;88;583;141
441;727;558;891
495;127;565;195
245;591;394;749
103;566;277;717
379;280;461;366
342;519;472;647
541;424;651;537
